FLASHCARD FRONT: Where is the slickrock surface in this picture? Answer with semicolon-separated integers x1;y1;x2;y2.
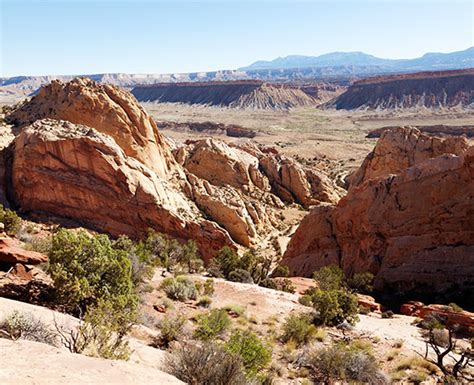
282;129;474;293
6;78;178;179
349;127;470;188
11;119;233;259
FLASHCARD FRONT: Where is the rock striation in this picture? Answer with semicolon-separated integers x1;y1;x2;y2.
4;78;343;260
6;78;177;179
329;68;474;110
11;119;233;260
132;81;318;110
282;128;474;293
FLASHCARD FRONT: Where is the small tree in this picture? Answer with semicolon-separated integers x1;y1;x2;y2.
348;272;374;294
0;205;22;236
313;265;346;291
311;288;359;326
47;229;138;321
421;327;473;381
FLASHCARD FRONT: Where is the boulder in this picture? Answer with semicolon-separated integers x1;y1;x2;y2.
11;119;233;260
6;78;178;179
282;143;474;293
0;237;47;266
349;127;469;188
400;301;474;332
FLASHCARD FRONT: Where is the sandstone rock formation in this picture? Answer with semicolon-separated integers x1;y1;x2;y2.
174;138;342;246
282;129;474;293
259;153;344;207
6;78;177;179
11;119;233;260
401;301;474;333
0;237;47;266
5;78;343;259
349;127;470;188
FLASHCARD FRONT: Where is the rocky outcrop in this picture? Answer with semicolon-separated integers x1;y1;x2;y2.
367;125;474;138
11;119;233;260
259;154;344;207
349;127;469;188
156;121;256;138
6;78;177;179
0;237;47;266
177;138;342;208
282;137;474;293
401;301;474;333
132;81;318;110
184;173;275;246
330;68;474;110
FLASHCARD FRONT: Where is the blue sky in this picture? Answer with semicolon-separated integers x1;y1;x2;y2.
1;0;473;77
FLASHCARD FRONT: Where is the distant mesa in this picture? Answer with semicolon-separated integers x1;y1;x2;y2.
329;68;474;110
156;121;257;138
131;81;321;110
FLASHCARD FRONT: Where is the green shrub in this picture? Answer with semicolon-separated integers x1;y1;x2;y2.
280;313;318;346
448;303;463;312
313;265;345;291
55;299;132;360
197;296;212;308
229;269;254;284
312;288;359;326
418;312;447;330
225;329;272;377
0;311;57;345
203;278;215;296
165;342;246;385
348;272;374;294
298;294;313;307
47;229;138;323
211;246;240;278
259;277;296;293
306;342;386;384
0;205;22;236
194;309;231;341
259;277;278;290
271;265;289;278
141;231;203;273
155;315;186;348
160;276;198;301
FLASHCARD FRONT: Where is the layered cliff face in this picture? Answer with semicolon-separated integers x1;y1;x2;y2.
282;128;474;292
330;69;474;110
11;119;233;259
132;81;318;110
6;78;177;179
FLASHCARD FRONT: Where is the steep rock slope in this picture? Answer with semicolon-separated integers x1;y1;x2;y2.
282;129;474;292
330;69;474;110
11;119;233;259
6;78;177;179
349;127;470;188
132;81;318;110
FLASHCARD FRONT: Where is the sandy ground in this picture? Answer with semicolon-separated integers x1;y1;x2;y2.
0;338;183;385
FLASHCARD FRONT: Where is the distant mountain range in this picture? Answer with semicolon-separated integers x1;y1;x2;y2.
240;47;474;71
1;47;472;101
